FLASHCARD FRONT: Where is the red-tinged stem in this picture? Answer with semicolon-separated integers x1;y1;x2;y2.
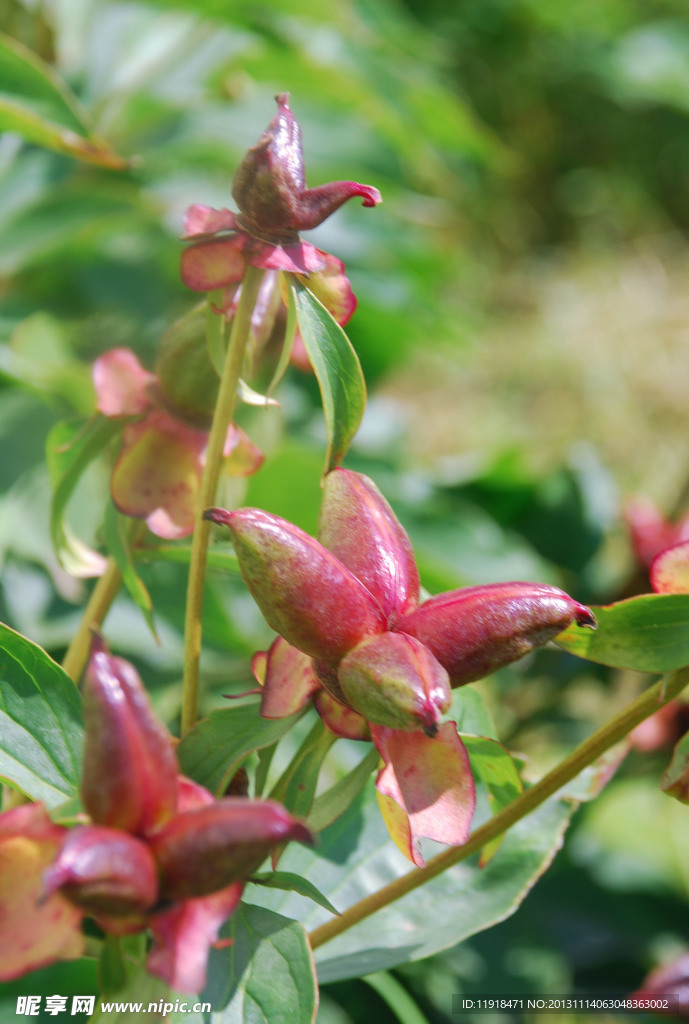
308;666;689;951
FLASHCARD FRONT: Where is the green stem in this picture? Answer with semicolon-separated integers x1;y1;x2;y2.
308;666;689;951
181;266;264;736
61;557;123;683
61;520;147;683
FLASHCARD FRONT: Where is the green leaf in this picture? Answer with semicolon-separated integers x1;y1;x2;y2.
104;502;158;641
269;718;336;819
363;972;432;1024
177;701;302;797
555;593;689;672
462;734;523;865
250;871;340;917
47;416;121;577
245;783;573;982
0;33;127;169
267;275;298;397
0;623;83;806
202;903;317;1024
138;542;240;574
308;746;379;833
292;282;366;473
449;684;498;739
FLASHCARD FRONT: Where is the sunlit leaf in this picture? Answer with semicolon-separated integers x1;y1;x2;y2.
0;34;127;168
462;734;523;865
246;783;573;982
556;593;689;672
292;282;366;473
202;904;317;1024
250;871;340;917
46;416;120;577
177;701;302;797
104;502;157;641
0;623;83;806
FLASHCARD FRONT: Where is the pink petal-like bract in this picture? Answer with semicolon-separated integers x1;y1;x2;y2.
93;347;156;418
372;722;476;867
319;469;420;620
183;204;238;238
624;497;689;569
313;689;370;740
204;507;387;665
0;804;84;981
258;637;322;719
110;409;207;540
82;637;178;836
395;582;595;686
651;540;689;594
299;251;357;326
147;883;243;994
181;236;248;291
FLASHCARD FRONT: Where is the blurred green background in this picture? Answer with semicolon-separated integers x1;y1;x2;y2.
3;0;689;1020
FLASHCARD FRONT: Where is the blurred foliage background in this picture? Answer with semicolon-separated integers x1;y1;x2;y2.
3;0;689;1021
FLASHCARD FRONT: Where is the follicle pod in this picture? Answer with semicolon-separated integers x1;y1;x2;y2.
394;582;596;687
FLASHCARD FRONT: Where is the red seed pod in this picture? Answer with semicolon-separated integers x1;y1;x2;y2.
81;636;178;836
337;632;451;736
319;468;420;621
43;825;158;917
204;507;387;666
149;799;314;901
231;93;380;239
394;582;596;687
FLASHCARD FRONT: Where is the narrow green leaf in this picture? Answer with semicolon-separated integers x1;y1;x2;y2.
363;972;432;1024
47;415;121;577
202;904;317;1024
292;282;366;472
104;502;158;641
250;871;340;917
177;701;302;797
267;274;298;396
138;542;240;574
269;718;336;819
245;784;573;982
556;593;689;672
308;746;379;833
0;623;83;806
254;742;277;798
0;33;127;168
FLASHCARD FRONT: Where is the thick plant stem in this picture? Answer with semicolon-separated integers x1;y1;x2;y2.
309;666;689;951
61;557;123;683
181;266;264;736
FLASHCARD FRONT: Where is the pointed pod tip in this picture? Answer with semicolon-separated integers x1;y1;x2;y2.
275;92;291;109
203;507;234;527
575;604;597;630
289;821;315;847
